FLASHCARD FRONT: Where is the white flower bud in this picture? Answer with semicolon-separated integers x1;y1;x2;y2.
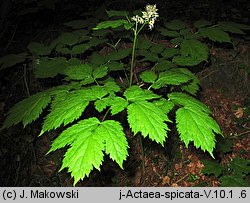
131;15;144;24
132;4;158;30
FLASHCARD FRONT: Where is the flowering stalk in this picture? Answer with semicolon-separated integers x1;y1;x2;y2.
129;4;158;87
129;5;159;177
129;22;138;87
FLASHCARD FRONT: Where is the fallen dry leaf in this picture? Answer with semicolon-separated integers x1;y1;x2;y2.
162;176;170;185
234;107;244;118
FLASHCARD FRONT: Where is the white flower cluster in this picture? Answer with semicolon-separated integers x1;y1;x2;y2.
131;4;159;30
131;15;144;24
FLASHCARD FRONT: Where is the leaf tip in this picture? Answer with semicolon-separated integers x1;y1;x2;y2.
38;130;45;137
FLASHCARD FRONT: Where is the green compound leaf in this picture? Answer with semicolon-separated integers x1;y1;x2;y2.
173;39;209;66
94;98;109;112
224;22;250;30
0;52;28;71
64;63;94;84
164;19;187;30
137;49;159;62
159;28;180;37
106;61;124;71
93;20;128;30
55;43;72;54
161;48;179;59
60;118;104;185
1;92;51;129
176;106;222;156
95;95;128;115
127;101;170;145
124;86;160;102
103;80;121;93
137;37;153;50
98;120;129;168
123;22;134;30
41;87;109;135
150;44;166;54
201;159;223;177
55;118;128;185
64;20;89;29
92;66;108;79
89;53;107;65
229;157;250;176
216;139;233;153
199;27;231;43
168;92;211;114
153;98;175;114
48;117;100;153
57;32;80;46
70;44;91;55
154;60;176;72
220;175;249;187
34;57;68;78
94;93;115;113
92;29;111;37
140;70;157;83
218;21;245;35
41;91;91;134
106;10;129;17
88;37;108;47
27;42;52;56
178;68;200;95
194;19;212;28
109;96;129;115
180;28;198;39
151;69;192;89
106;48;130;61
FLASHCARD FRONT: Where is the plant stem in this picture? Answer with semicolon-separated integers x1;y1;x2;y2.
129;23;147;178
129;24;138;87
102;108;111;122
94;78;100;86
138;134;146;176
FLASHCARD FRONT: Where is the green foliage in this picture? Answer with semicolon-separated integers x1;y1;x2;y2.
199;27;231;43
140;70;157;83
64;20;89;29
1;92;51;129
202;157;250;186
93;20;128;30
229;157;250;176
49;117;128;185
164;19;187;31
218;21;245;35
40;90;92;135
173;39;209;66
0;52;28;70
124;86;160;101
27;42;52;56
194;19;212;28
3;10;249;185
168;92;211;113
106;10;129;17
33;57;68;78
175;106;221;156
106;48;131;61
168;92;222;155
151;68;194;89
127;101;170;145
202;160;223;177
220;175;248;187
